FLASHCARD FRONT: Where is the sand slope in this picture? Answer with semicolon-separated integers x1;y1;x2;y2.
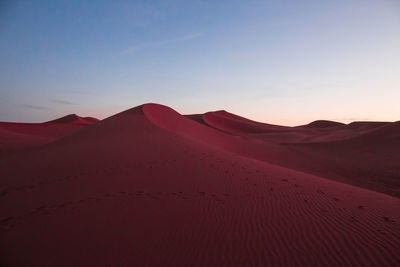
0;115;98;158
0;104;399;266
195;110;400;197
45;114;99;125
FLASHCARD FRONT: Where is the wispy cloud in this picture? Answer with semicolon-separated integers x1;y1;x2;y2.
118;32;204;55
52;99;78;105
21;104;50;110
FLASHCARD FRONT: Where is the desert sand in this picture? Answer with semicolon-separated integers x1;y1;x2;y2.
0;103;399;266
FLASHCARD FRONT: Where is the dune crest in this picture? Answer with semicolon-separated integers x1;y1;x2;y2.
300;120;345;128
45;114;99;125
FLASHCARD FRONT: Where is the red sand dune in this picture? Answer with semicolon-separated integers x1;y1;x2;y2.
0;115;98;158
0;104;399;266
300;120;346;128
45;114;99;125
195;110;400;197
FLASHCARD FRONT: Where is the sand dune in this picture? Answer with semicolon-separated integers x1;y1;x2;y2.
203;110;289;134
45;114;99;125
300;120;346;128
0;104;399;266
0;115;98;158
190;109;400;197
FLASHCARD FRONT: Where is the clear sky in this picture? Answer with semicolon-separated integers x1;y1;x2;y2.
0;0;399;125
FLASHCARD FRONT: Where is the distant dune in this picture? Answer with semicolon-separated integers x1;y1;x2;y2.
0;115;98;158
45;114;99;125
0;104;399;266
300;120;346;128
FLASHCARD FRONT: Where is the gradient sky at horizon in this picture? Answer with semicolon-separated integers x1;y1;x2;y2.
0;0;399;126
